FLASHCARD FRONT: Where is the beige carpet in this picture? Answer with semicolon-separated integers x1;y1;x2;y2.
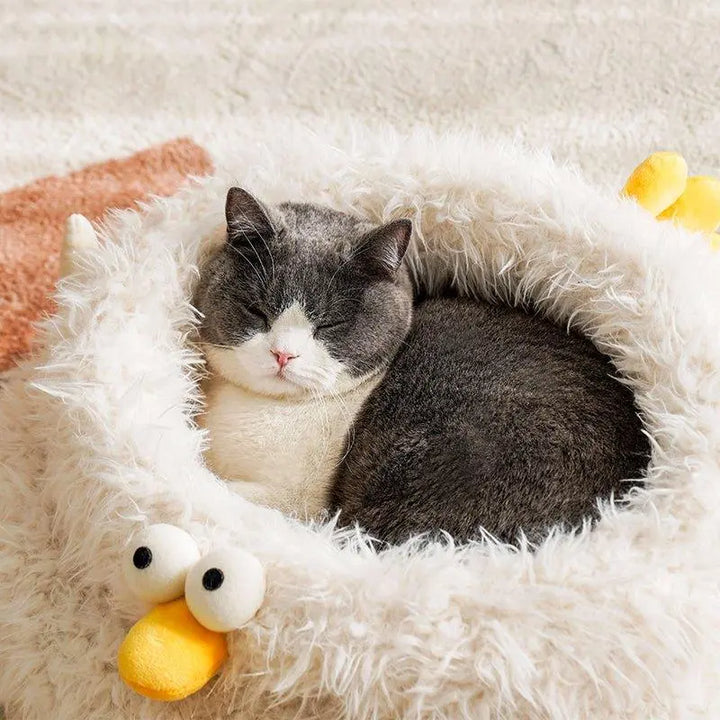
1;0;718;193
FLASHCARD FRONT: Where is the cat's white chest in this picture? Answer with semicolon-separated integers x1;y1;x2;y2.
198;375;378;517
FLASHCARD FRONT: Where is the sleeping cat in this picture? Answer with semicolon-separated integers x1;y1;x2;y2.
194;188;649;543
194;188;413;516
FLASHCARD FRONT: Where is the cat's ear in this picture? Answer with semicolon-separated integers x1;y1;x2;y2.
355;219;412;279
225;187;275;247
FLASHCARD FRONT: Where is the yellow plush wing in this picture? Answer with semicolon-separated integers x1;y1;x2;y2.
657;176;720;234
622;151;687;216
622;152;720;244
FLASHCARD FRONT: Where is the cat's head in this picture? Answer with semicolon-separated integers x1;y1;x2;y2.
195;188;414;397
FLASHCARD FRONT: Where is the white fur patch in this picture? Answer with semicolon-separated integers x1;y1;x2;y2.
201;303;378;515
204;302;354;397
3;126;720;718
198;370;380;517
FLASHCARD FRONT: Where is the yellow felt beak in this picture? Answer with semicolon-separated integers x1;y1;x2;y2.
118;598;228;702
622;151;720;244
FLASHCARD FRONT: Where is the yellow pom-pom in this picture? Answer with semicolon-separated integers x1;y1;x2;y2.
709;232;720;251
622;151;688;216
657;176;720;234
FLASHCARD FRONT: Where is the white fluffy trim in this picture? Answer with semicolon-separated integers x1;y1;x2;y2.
2;126;720;720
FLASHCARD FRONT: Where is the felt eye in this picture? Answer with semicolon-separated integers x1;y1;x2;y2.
123;524;201;604
185;548;266;632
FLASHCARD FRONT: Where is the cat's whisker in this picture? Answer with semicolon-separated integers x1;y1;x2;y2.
255;225;276;281
227;244;267;287
310;388;334;461
323;385;356;466
232;208;273;283
200;341;239;351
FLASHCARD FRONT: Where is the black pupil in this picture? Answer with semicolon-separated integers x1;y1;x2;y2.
133;546;152;570
202;568;224;591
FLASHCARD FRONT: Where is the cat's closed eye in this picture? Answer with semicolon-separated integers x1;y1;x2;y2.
314;320;349;335
245;305;269;329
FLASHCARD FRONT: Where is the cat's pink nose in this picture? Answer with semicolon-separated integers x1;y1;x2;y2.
271;350;297;369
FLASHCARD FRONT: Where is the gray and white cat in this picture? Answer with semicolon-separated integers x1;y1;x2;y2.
195;188;413;517
195;188;649;544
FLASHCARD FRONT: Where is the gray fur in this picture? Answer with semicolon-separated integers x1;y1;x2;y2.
331;296;649;545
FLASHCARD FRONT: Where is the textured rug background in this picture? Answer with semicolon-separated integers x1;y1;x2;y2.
1;0;719;193
0;139;212;372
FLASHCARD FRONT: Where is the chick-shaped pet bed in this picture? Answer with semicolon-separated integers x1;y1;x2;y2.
2;127;720;720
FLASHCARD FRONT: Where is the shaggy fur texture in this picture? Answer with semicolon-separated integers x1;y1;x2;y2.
2;127;720;719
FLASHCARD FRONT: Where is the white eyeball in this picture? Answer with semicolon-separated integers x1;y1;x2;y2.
123;524;201;603
185;548;266;632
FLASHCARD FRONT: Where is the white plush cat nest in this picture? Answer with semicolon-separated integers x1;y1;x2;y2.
2;128;720;720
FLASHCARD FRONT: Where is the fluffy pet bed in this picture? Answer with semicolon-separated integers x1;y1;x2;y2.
2;127;720;720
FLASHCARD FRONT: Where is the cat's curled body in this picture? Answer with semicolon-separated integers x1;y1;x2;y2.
330;295;649;543
195;188;649;544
